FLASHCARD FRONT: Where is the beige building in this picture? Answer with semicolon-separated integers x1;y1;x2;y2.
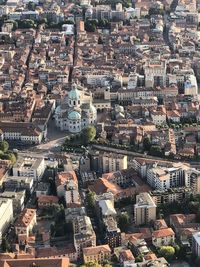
144;60;166;88
83;245;111;264
0;198;13;244
102;153;127;173
134;193;157;226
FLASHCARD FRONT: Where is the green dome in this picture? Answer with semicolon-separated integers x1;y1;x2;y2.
68;87;80;100
68;111;81;120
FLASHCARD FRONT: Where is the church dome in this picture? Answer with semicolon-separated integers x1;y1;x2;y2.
68;111;81;120
68;84;81;100
55;105;61;115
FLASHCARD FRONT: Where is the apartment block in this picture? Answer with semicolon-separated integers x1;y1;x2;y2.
192;232;200;257
0;198;13;243
90;151;127;173
13;156;45;181
73;215;96;258
134;193;157;226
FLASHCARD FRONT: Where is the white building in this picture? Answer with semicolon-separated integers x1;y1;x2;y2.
127;73;138;89
13;156;45;181
126;7;140;19
0;198;13;243
147;163;191;190
0;122;43;144
55;84;97;133
62;24;74;35
192;232;200;257
98;199;117;218
184;74;198;95
4;176;34;192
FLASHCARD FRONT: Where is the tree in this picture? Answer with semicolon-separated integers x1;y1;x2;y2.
1;237;11;252
18;19;36;29
85;20;96;32
0;141;9;152
135;254;143;262
143;137;151;151
4;153;16;164
159;246;175;261
6;20;18;30
27;1;36;11
118;213;130;232
196;207;200;223
173;244;180;259
86;191;96;208
82;126;96;144
98;36;103;44
48;176;56;195
149;145;163;157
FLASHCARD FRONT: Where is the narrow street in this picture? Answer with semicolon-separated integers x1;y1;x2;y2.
163;0;179;48
68;17;77;83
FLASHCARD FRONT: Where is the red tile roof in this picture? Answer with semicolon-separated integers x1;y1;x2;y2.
152;228;175;238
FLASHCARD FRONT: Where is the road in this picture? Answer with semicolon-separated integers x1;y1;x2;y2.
92;144;200;169
170;0;179;12
35;136;66;151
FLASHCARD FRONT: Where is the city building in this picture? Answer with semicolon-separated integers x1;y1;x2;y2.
96;195;121;250
0;257;70;267
15;208;37;243
134;193;157;226
83;245;111;264
0;190;25;215
37;195;59;209
192;232;200;257
13;156;45;181
3;175;34;192
147;163;191;190
90;151;128;174
0;198;13;244
0;122;43;144
73;215;96;258
56;171;81;207
152;228;175;247
119;249;135;267
144;60;167;88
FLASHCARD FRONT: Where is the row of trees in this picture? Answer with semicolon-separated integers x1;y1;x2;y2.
6;18;74;31
158;194;200;222
63;126;96;149
143;137;164;157
85;19;110;32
